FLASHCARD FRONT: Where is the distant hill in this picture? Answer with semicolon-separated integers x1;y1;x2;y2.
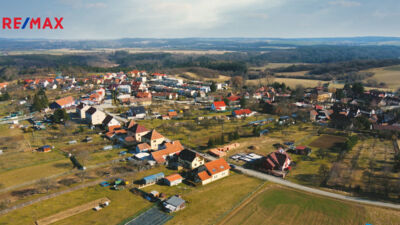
1;37;400;51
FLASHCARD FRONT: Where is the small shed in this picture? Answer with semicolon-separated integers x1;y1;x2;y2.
142;172;165;185
163;174;183;186
163;195;186;213
38;145;52;152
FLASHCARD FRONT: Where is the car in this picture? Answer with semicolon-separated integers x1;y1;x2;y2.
100;181;110;187
119;151;127;155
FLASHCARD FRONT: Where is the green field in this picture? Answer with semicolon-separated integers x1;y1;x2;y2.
223;187;400;225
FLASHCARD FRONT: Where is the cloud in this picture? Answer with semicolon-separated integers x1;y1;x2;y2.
85;3;106;8
117;0;284;31
329;0;361;7
59;0;107;9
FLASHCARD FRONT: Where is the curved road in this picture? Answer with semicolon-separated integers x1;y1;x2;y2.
191;149;400;210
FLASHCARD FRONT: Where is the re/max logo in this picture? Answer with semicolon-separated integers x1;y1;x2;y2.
2;17;63;30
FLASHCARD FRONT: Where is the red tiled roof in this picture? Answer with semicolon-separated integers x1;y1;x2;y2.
227;95;240;102
137;143;150;151
165;174;183;182
213;101;226;109
198;171;211;181
127;120;136;129
108;125;121;132
55;96;74;106
168;111;178;117
233;109;252;115
151;141;184;163
204;158;230;176
143;129;164;141
125;136;136;142
130;124;149;134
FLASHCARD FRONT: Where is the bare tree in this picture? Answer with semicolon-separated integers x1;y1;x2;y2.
37;178;56;193
75;150;91;166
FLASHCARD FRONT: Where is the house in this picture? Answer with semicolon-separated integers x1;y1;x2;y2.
37;145;52;152
85;107;106;125
76;103;91;119
136;143;151;153
142;172;165;185
294;146;312;155
259;150;291;177
142;129;165;150
178;149;205;169
232;109;253;118
0;82;8;90
151;141;184;163
50;96;75;109
196;158;230;185
117;85;131;94
127;124;149;142
163;195;186;213
211;101;227;111
163;174;183;186
168;111;178;119
128;106;146;119
102;115;120;128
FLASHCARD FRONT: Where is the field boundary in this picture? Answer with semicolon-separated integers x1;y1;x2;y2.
35;197;110;225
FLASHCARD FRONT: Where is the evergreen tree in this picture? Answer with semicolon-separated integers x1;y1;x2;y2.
32;89;48;112
207;138;215;148
233;130;240;140
240;97;247;108
210;82;217;92
53;109;69;124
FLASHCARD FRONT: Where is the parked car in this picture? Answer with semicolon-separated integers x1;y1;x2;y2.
100;181;110;187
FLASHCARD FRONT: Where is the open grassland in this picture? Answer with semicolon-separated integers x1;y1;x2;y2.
250;63;310;70
139;110;264;149
309;135;347;149
177;72;231;82
162;173;264;225
222;187;400;225
0;183;152;225
363;65;400;90
246;77;343;89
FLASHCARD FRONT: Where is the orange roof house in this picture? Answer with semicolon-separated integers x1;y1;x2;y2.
50;96;75;109
151;141;184;163
196;158;230;185
163;174;183;186
168;111;178;118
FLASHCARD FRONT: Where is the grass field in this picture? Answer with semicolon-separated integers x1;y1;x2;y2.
309;135;347;149
0;184;152;225
246;77;343;89
363;65;400;90
222;187;400;225
177;72;231;82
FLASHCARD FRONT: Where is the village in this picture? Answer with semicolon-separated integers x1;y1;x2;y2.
1;68;400;225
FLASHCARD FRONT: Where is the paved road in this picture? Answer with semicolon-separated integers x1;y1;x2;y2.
189;149;400;210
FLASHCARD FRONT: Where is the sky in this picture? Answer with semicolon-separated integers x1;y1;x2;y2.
0;0;399;39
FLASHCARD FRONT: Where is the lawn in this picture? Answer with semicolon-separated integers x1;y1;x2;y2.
164;172;264;225
309;135;347;149
222;187;400;225
362;65;400;90
0;184;152;225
